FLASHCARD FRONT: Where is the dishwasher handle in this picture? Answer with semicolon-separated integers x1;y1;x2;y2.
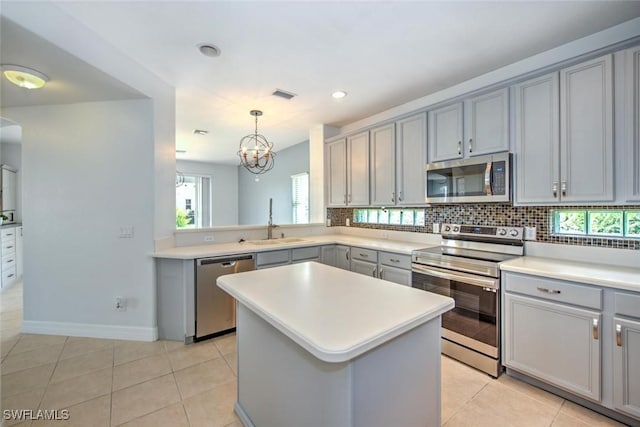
198;254;254;266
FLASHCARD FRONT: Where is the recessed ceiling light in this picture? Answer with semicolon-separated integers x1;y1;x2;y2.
332;90;347;99
198;44;221;58
193;129;209;135
272;89;297;100
1;64;49;89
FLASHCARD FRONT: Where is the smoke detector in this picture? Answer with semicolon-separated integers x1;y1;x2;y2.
272;89;297;100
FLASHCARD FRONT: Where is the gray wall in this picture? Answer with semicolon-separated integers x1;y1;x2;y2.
176;160;239;226
238;140;309;225
1;99;157;335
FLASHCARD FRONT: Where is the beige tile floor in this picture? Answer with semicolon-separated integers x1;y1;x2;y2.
1;282;628;426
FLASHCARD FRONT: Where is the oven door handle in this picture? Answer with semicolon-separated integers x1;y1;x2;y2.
412;264;499;289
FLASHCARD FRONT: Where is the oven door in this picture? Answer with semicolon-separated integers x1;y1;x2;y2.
412;263;499;358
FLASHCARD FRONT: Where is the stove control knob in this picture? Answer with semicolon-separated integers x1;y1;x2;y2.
509;229;519;237
452;226;460;232
498;228;508;236
444;225;451;232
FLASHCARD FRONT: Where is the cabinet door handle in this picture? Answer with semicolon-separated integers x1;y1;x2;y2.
359;253;368;258
457;140;462;156
537;287;561;294
468;138;473;153
343;194;347;204
348;194;352;203
552;182;558;198
398;191;403;202
379;268;384;279
372;267;377;277
392;192;395;203
592;318;599;340
7;274;14;278
616;324;622;347
390;258;400;263
561;181;567;197
5;246;13;249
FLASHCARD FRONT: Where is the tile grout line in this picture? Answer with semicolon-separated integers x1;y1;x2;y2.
110;340;116;427
36;335;69;411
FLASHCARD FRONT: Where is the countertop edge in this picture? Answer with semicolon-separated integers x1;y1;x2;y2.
500;256;640;292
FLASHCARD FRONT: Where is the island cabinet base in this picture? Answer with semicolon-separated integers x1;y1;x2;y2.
235;304;442;427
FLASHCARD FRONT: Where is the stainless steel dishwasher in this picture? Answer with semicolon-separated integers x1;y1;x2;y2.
195;254;255;340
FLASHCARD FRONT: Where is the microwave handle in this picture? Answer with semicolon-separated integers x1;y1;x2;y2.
484;163;493;196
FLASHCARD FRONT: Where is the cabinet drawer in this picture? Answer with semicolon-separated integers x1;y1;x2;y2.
1;228;16;240
379;252;411;270
1;240;16;254
256;250;290;267
351;247;377;262
2;254;16;269
615;292;640;319
291;246;320;262
2;266;16;285
504;273;602;310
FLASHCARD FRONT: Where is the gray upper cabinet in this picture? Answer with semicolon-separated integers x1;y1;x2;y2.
514;73;560;204
428;103;463;162
326;131;370;207
560;54;614;203
396;113;427;205
625;45;640;202
515;54;614;204
347;131;370;206
326;138;347;207
429;88;509;163
370;123;396;207
464;88;509;157
370;113;428;207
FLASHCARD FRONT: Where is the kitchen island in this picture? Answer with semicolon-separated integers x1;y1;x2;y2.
217;262;454;427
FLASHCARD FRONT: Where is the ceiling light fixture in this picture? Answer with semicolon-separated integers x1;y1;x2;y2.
198;43;221;58
332;90;347;99
238;110;275;175
1;65;49;89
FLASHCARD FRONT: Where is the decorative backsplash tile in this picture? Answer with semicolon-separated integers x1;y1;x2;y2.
327;205;640;250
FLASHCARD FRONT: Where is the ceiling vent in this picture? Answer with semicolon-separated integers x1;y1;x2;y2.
272;89;297;100
193;129;209;135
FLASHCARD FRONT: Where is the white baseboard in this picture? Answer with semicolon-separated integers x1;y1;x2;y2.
21;320;158;342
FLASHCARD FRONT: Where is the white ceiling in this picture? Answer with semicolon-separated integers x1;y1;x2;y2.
2;1;640;164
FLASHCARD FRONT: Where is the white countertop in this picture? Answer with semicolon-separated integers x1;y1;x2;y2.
153;234;433;260
217;262;454;363
500;256;640;292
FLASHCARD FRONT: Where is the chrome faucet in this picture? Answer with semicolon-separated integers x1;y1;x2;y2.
267;197;279;239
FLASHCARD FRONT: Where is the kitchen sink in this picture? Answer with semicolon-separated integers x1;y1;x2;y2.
245;237;308;245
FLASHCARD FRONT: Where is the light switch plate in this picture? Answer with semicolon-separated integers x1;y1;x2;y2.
432;223;440;234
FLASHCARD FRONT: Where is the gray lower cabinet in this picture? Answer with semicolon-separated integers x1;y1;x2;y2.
320;245;336;266
504;272;640;423
613;291;640;419
504;292;601;401
257;246;322;269
351;259;378;277
335;245;351;270
378;251;412;286
613;317;640;419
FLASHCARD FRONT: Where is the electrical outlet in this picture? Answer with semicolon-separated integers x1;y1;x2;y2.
326;218;331;227
119;226;134;238
432;223;440;234
345;218;350;227
524;227;537;241
204;236;214;242
115;297;127;312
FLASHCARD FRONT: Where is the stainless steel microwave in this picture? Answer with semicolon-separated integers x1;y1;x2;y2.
426;153;511;203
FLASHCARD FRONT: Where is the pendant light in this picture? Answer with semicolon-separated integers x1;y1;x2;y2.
238;110;275;175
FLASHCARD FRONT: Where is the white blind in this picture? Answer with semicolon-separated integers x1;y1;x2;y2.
291;172;309;224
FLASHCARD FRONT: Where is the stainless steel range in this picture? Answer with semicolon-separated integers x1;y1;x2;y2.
412;224;524;377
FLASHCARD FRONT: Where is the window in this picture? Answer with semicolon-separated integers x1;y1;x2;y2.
552;209;639;238
353;208;425;226
176;174;212;228
291;172;309;224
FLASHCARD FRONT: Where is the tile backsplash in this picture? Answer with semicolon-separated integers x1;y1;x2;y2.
327;204;640;250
